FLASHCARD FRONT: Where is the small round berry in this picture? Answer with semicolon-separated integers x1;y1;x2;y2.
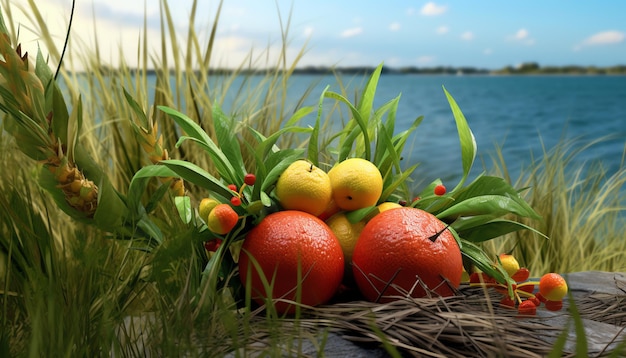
434;184;446;196
412;196;421;202
230;196;242;206
539;273;568;301
228;184;238;192
527;296;541;307
398;199;408;206
544;300;563;311
204;239;223;252
244;173;257;186
499;296;516;309
517;300;537;315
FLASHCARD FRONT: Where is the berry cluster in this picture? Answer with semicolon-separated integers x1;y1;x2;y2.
200;173;257;252
469;257;568;316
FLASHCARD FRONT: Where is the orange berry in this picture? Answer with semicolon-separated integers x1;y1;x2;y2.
539;273;568;301
207;204;239;235
238;211;344;314
352;207;463;302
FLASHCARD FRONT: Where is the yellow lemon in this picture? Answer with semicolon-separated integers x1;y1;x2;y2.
328;158;383;211
325;212;367;282
377;201;402;213
275;160;332;216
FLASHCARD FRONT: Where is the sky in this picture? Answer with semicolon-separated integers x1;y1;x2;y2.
8;0;626;70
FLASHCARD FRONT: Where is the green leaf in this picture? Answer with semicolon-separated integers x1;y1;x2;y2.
175;196;192;224
324;91;371;160
213;105;246;178
260;149;304;193
345;206;378;224
457;219;548;243
66;95;83;163
158;105;237;184
307;85;329;166
127;165;179;217
436;194;538;220
443;87;476;189
358;62;383;124
161;159;233;201
460;240;506;283
123;88;149;128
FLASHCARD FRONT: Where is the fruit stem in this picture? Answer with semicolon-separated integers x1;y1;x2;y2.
428;224;451;243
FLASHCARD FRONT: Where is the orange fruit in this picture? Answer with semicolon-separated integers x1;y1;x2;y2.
325;212;367;283
275;160;332;216
207;204;239;235
539;273;568;301
499;253;520;277
199;198;219;222
327;158;383;211
238;211;344;313
352;207;462;302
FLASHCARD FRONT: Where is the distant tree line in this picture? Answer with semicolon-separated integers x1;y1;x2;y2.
116;63;626;77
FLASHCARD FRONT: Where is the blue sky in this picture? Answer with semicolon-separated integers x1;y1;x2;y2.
11;0;626;69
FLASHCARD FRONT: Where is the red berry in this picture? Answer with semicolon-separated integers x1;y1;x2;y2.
434;184;446;196
499;296;516;309
412;196;421;202
469;272;496;284
535;292;547;303
527;296;541;307
545;300;563;311
517;300;537;315
204;239;223;252
398;199;407;206
511;267;530;282
244;173;256;186
230;196;242;206
228;184;238;192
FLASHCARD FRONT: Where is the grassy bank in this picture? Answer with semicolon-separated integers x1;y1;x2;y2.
1;0;624;356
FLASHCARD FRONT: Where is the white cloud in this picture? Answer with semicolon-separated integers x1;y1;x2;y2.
582;30;625;46
483;48;493;55
340;27;363;38
421;2;447;16
507;28;535;45
389;22;401;31
514;28;529;40
304;26;314;37
460;31;474;41
436;26;449;35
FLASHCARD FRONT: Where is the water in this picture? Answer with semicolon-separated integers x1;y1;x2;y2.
274;74;626;189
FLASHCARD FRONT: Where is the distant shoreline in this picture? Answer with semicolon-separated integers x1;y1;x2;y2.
88;62;626;76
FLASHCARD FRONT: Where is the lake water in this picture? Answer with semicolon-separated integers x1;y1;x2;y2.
213;74;625;190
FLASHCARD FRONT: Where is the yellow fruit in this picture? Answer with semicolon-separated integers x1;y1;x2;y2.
199;198;219;221
377;202;402;213
275;160;332;216
325;212;367;281
499;253;520;277
328;158;383;211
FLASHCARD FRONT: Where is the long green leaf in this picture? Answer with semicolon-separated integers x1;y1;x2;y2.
307;85;329;166
160;159;232;201
443;87;476;189
324;91;371;160
457;219;548;243
357;62;383;123
127;165;179;217
158;105;237;183
436;194;538;220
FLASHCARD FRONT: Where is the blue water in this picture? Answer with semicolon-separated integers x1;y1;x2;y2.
263;74;626;190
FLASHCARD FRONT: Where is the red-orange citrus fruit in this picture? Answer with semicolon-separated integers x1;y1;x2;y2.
238;211;344;313
352;207;463;302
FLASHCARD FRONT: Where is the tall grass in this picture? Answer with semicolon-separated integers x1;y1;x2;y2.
1;0;624;356
485;138;626;274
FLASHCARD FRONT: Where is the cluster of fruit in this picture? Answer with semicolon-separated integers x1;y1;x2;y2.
469;253;568;316
198;157;465;313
